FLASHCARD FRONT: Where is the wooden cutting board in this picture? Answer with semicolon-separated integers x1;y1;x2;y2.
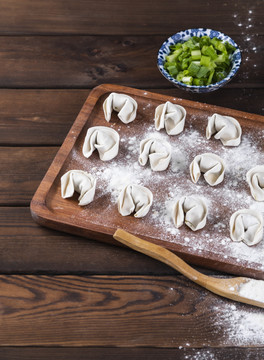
31;84;264;279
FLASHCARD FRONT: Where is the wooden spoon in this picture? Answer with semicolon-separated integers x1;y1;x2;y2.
113;229;264;309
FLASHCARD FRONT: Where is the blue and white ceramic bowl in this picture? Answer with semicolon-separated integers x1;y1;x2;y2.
157;28;241;93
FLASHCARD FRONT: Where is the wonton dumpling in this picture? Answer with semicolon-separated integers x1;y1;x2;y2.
230;209;263;246
103;92;138;124
138;137;172;171
246;165;264;201
190;153;225;186
82;126;119;161
118;184;153;218
61;170;96;206
206;113;242;146
172;196;208;231
154;101;186;135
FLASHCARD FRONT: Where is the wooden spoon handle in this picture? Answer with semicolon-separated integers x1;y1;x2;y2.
114;229;264;309
114;229;209;285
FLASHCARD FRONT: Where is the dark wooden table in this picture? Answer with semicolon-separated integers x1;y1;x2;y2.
0;1;263;359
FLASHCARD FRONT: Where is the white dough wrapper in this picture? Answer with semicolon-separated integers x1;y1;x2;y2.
103;92;138;124
82;126;119;161
230;209;263;246
246;165;264;201
154;101;186;135
61;170;96;206
172;196;208;231
118;184;153;218
138;137;172;171
206;113;242;146
190;152;225;186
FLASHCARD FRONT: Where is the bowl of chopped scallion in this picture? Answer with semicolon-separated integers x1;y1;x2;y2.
157;28;241;92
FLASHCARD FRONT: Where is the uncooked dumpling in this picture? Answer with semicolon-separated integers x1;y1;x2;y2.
190;153;225;186
103;92;138;124
61;170;96;206
82;126;119;161
138;137;172;171
230;209;263;246
246;165;264;201
118;184;153;218
206;113;242;146
172;196;208;231
154;101;186;135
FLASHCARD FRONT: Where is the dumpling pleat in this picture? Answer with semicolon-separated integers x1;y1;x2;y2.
206;113;242;146
117;184;153;218
172;196;208;231
229;209;263;246
103;93;138;124
61;170;97;206
82;126;119;161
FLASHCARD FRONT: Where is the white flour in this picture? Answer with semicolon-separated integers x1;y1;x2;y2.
213;300;264;346
183;351;215;360
232;6;261;83
70;113;264;272
239;279;264;303
65;99;264;349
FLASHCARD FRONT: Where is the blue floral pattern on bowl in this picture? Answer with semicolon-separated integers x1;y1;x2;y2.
157;28;241;93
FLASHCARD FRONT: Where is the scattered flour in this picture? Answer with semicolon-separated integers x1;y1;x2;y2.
183;351;215;360
213;300;264;346
64;99;264;350
67;101;264;275
232;5;261;82
239;279;264;303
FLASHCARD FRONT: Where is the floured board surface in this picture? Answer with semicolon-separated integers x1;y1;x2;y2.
31;84;264;279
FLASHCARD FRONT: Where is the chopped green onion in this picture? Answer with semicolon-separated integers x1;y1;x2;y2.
182;76;193;85
167;65;178;76
188;62;201;76
200;55;210;67
199;36;211;46
225;41;236;53
193;78;206;86
191;50;201;60
182;39;196;51
215;53;229;64
166;48;183;63
207;70;215;85
181;57;190;70
201;45;218;60
164;34;236;86
196;66;210;78
214;71;227;82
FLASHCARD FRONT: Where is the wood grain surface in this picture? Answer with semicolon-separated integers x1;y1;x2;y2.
0;207;180;275
0;35;261;88
1;347;263;360
0;147;58;205
0;0;263;35
0;274;261;347
0;207;222;276
0;0;263;356
0;88;263;146
31;84;264;279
